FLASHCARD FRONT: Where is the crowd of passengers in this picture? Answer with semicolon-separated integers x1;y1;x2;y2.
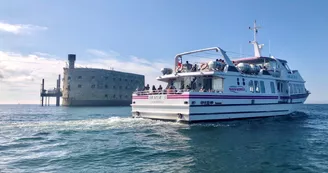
136;83;215;94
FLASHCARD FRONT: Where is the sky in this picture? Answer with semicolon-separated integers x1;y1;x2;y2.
0;0;327;104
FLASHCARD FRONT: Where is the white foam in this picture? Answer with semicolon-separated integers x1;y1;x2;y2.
1;117;187;132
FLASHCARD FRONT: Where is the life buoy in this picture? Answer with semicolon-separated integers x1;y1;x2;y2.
176;65;182;72
200;63;208;70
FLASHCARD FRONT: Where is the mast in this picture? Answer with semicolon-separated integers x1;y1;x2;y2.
249;20;263;57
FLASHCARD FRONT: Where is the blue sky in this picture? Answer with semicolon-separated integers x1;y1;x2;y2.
0;0;327;104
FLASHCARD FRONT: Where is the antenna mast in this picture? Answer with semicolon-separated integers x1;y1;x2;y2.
249;20;263;57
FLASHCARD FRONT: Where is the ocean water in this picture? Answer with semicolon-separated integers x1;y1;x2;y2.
0;104;327;173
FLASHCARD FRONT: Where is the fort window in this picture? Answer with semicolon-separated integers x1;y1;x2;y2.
91;76;95;79
78;76;82;79
125;79;127;81
105;76;108;80
78;84;82;88
91;84;95;88
119;86;122;89
105;94;108;98
125;95;128;98
120;95;122;99
113;86;116;89
125;86;128;89
105;85;108;88
113;95;116;98
113;78;116;81
68;76;71;80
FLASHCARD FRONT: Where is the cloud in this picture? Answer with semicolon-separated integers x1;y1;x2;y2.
84;49;172;85
86;49;120;58
0;51;65;85
0;21;47;35
131;56;151;65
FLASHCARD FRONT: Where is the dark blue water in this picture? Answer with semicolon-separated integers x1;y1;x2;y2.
0;104;327;173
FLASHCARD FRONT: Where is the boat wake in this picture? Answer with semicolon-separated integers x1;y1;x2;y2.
1;116;186;132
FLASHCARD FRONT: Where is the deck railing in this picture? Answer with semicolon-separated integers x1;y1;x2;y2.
133;89;189;95
133;89;223;95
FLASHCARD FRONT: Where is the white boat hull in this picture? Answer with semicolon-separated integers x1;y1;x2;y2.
131;93;307;123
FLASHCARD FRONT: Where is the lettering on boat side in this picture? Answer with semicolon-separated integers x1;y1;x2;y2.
229;86;246;93
148;95;167;100
200;101;214;105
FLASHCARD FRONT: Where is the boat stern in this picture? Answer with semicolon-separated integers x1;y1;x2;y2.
131;92;191;122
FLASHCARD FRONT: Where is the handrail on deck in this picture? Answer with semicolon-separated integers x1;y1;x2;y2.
133;89;223;95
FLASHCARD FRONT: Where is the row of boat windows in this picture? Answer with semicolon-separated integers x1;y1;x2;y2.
247;80;304;94
236;78;246;86
248;80;273;93
290;83;305;94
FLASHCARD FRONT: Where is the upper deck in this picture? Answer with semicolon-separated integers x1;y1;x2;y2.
157;21;304;83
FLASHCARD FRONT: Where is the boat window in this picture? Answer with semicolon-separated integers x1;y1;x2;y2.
254;81;260;93
280;83;283;93
290;84;293;94
203;78;212;91
180;80;185;89
270;82;275;93
260;81;265;93
298;84;301;93
78;84;82;88
303;84;306;93
237;78;240;85
282;63;291;71
277;82;280;92
295;84;298;93
172;77;193;90
249;80;254;93
212;77;223;91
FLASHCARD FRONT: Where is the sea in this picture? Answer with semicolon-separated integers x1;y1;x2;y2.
0;104;327;173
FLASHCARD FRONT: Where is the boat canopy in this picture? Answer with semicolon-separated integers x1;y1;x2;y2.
233;56;287;64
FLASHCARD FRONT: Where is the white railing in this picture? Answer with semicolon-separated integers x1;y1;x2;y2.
133;89;223;95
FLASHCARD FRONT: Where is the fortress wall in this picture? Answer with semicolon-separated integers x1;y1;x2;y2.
62;68;144;106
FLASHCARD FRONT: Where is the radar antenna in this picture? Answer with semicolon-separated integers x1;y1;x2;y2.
249;20;264;57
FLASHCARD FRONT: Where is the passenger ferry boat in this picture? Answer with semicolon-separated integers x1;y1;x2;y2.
131;21;310;122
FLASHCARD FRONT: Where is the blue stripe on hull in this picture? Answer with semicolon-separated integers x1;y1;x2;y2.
190;110;289;116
